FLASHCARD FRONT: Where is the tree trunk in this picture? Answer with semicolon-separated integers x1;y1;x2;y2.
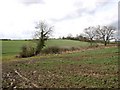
106;36;109;44
90;38;93;46
35;38;45;55
104;41;107;46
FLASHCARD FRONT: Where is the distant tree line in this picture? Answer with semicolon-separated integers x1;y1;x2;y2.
24;39;33;41
1;39;11;41
61;25;116;46
61;34;89;42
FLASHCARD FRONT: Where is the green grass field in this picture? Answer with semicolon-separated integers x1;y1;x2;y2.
2;40;34;60
45;39;89;48
2;39;89;60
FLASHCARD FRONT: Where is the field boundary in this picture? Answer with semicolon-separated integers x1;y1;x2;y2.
60;44;117;54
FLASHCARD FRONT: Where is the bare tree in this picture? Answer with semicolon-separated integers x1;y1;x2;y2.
96;25;116;46
84;26;97;46
34;21;53;54
66;33;73;40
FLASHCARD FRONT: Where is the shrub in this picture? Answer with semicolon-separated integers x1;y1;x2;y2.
42;46;61;54
61;48;69;52
19;44;35;58
70;47;80;51
42;46;81;54
88;42;99;48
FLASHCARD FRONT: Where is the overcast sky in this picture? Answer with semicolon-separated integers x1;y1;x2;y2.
0;0;118;39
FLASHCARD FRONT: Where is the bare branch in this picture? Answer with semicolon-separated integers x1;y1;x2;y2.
34;21;53;54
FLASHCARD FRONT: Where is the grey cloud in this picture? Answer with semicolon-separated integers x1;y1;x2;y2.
96;0;112;7
109;21;119;39
18;0;44;5
110;21;118;29
76;8;96;16
76;1;114;16
0;33;4;39
50;13;80;22
51;0;116;22
50;8;95;22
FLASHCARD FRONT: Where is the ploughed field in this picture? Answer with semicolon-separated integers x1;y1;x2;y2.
2;39;118;88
